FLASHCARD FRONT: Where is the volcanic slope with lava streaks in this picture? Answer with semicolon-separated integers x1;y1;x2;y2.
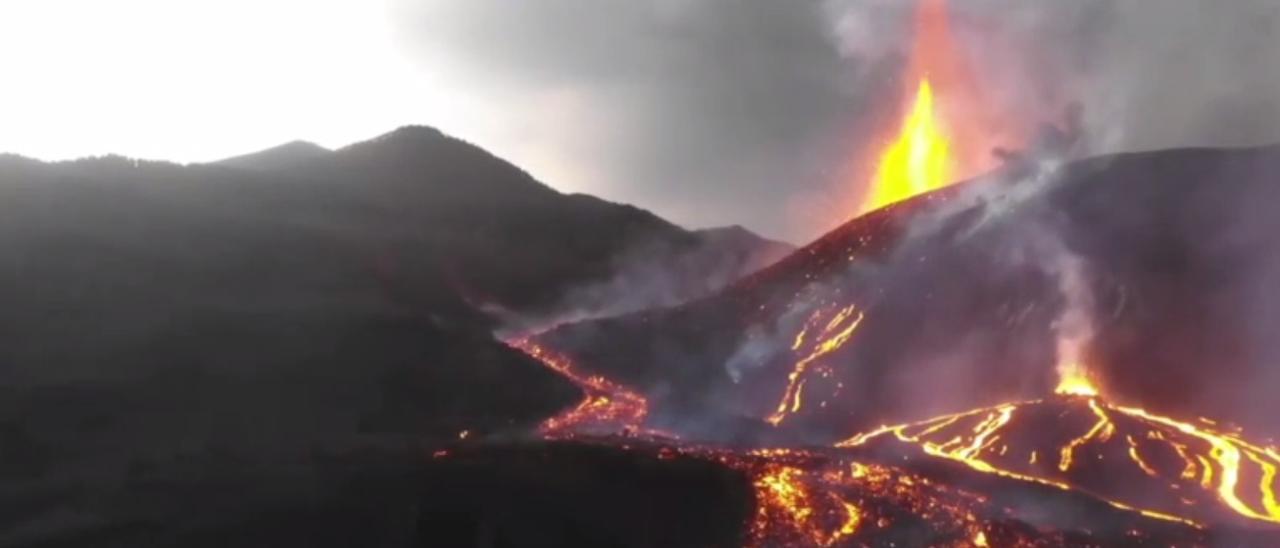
504;334;1280;546
838;388;1280;529
704;446;1211;547
430;435;1223;546
507;337;668;439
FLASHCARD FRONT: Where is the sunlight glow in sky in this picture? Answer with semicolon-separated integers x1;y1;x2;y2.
0;0;498;163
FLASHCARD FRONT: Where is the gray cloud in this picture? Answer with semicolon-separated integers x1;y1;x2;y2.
391;0;1280;242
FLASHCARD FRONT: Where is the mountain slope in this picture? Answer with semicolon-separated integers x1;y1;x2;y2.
307;125;792;318
0;125;790;448
0;126;788;545
536;145;1280;441
205;125;791;320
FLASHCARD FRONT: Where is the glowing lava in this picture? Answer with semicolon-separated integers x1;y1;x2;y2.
1055;362;1099;397
504;332;1248;542
837;392;1280;527
749;463;861;547
767;305;864;426
704;448;1057;547
861;79;952;213
857;0;962;215
851;0;1029;216
508;337;656;438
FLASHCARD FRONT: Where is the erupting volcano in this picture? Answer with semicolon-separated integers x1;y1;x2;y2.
494;137;1280;543
432;0;1280;545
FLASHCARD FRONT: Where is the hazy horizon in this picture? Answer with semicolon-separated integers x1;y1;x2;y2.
5;0;1280;242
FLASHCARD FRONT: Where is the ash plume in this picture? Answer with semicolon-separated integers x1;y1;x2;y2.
824;0;1280;156
395;1;1280;243
1049;239;1096;386
712;148;1099;434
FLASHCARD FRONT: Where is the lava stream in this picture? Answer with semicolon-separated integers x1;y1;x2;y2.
767;304;864;426
508;337;654;438
837;394;1280;528
685;447;1067;547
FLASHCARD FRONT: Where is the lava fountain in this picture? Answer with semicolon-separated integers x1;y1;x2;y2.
861;79;951;213
858;0;1023;214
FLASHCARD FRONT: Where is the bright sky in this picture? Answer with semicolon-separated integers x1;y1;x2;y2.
0;0;501;164
12;1;1276;242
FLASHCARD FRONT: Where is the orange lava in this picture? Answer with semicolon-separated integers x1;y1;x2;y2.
1055;362;1100;397
691;447;1052;547
856;0;1021;215
862;79;952;213
767;305;864;426
837;393;1280;528
508;337;656;438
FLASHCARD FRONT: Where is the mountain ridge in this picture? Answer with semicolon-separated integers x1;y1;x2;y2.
0;123;792;465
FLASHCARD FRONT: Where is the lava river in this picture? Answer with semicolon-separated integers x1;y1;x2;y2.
503;334;1279;546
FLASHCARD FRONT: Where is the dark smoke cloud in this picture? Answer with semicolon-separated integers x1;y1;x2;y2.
938;0;1280;154
392;0;893;241
393;1;1280;243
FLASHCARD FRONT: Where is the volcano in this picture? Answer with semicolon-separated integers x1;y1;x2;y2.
512;144;1280;540
534;145;1280;435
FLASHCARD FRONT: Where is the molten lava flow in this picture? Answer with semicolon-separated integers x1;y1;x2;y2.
696;447;1048;547
490;334;1222;543
838;391;1280;527
861;79;952;213
767;305;864;426
748;463;861;547
1056;398;1114;473
1111;403;1280;523
508;337;654;438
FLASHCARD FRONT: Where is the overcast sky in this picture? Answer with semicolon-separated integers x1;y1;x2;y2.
2;1;1279;242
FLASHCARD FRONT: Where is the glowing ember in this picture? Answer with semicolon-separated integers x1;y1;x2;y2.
973;530;989;547
861;79;952;213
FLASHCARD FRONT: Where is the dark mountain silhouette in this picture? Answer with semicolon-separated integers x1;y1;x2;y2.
536;145;1280;442
694;225;793;268
215;140;331;171
0;126;788;546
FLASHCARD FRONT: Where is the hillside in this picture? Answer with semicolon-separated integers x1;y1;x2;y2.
0;126;788;546
0;125;789;436
536;145;1280;441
